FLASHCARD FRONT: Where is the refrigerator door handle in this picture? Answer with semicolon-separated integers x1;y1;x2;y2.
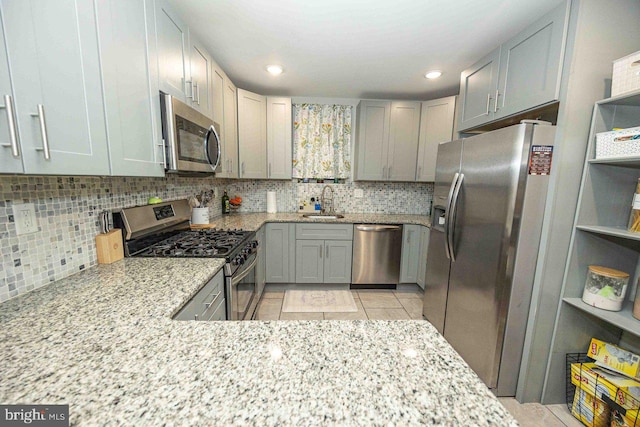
448;173;464;262
443;172;459;260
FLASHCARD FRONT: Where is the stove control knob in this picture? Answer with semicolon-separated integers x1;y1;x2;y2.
252;241;258;248
232;257;239;266
239;257;245;265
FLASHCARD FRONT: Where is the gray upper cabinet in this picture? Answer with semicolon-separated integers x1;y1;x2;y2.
189;38;212;118
400;224;421;283
355;100;421;182
96;0;164;177
237;89;267;179
387;102;421;181
223;79;239;178
211;62;226;175
156;0;190;102
0;14;21;174
416;96;456;182
2;0;109;175
266;97;292;179
355;101;390;180
458;48;501;131
457;3;567;132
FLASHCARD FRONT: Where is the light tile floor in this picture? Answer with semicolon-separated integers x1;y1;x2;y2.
255;284;423;320
256;285;583;426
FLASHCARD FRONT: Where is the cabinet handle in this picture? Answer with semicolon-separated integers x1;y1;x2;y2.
229;159;232;174
388;166;392;179
242;161;245;176
195;82;200;105
485;93;492;116
417;166;422;179
268;162;271;178
326;245;329;258
494;90;499;113
185;80;194;100
319;245;322;258
157;140;166;166
0;95;20;158
31;104;50;160
382;165;386;179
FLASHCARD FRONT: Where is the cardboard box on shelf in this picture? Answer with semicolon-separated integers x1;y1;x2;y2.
571;387;609;427
571;363;640;410
588;338;640;381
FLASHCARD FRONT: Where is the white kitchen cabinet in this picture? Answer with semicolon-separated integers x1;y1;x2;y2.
266;97;292;179
355;101;421;181
96;0;164;177
416;96;456;182
223;79;239;178
417;226;430;289
212;62;227;176
237;89;267;179
156;0;190;102
189;37;212;118
458;3;567;132
400;224;421;283
1;0;109;175
0;13;21;174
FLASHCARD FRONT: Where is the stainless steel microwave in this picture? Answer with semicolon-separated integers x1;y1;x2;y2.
160;93;221;173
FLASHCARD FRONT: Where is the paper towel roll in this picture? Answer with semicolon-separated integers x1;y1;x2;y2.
266;191;277;213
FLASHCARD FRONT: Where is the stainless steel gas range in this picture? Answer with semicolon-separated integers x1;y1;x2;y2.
113;199;259;320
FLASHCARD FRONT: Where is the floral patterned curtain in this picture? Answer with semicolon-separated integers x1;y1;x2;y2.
292;104;352;179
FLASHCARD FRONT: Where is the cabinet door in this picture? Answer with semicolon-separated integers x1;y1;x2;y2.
324;240;353;284
223;79;239;178
295;240;324;283
355;101;390;181
0;14;21;174
190;38;212;118
417;226;430;289
266;97;292;179
237;89;267;178
256;226;266;299
97;0;164;177
265;223;290;283
3;0;109;175
156;0;190;101
388;101;421;181
458;48;500;132
416;96;456;182
496;4;567;118
400;224;421;283
211;62;226;176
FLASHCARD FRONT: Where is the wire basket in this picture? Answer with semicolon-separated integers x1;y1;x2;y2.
566;353;640;427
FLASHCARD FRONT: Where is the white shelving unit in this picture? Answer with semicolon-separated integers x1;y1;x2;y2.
542;88;640;404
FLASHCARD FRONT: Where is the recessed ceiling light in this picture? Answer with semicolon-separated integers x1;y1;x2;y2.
267;65;283;76
425;70;442;79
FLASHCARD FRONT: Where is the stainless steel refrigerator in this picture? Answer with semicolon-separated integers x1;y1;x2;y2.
422;122;555;396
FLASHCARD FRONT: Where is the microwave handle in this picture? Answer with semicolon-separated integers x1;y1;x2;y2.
204;125;221;171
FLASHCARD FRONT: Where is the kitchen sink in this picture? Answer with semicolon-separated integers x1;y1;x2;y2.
302;213;345;220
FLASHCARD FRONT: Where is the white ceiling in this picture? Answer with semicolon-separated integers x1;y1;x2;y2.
172;0;565;100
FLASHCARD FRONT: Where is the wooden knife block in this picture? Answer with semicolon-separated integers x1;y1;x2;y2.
96;229;124;264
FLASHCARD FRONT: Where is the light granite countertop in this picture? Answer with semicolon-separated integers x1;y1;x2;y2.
0;258;515;426
210;212;431;231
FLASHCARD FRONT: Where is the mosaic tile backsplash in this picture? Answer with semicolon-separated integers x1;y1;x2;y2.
0;175;432;302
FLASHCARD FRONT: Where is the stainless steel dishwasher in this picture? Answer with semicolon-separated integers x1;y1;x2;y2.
351;224;403;289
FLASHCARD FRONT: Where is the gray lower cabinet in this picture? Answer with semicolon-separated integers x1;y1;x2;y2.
255;225;266;298
400;224;421;283
295;224;353;284
2;0;110;175
416;226;430;289
96;0;164;177
265;223;295;283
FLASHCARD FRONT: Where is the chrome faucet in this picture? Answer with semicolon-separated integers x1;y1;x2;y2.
321;185;335;214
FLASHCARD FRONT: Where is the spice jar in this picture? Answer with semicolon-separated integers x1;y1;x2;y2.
582;266;629;311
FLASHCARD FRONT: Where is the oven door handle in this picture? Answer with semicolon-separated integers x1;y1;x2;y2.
231;256;257;285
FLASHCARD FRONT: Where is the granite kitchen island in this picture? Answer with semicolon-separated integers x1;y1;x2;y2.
0;259;515;426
